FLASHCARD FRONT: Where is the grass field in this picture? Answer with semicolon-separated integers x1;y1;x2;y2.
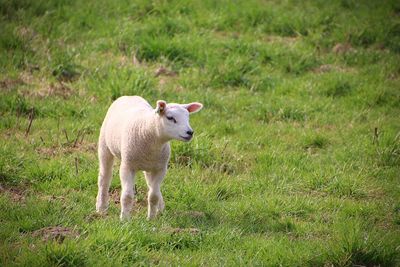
1;0;400;266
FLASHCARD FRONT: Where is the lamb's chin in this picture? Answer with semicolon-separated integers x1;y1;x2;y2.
179;135;192;142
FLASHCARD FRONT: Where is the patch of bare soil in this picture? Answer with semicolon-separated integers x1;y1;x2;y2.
0;78;25;92
110;188;147;210
19;71;36;84
155;66;178;88
154;66;177;77
332;43;355;54
19;76;77;100
110;189;120;204
32;226;79;243
313;64;335;73
264;35;299;45
36;147;58;157
85;212;107;222
17;26;37;40
119;53;141;67
39;195;66;202
36;141;97;158
89;95;98;103
163;227;201;235
32;82;74;99
0;185;27;202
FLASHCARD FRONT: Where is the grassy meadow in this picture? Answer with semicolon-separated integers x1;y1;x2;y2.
1;0;400;265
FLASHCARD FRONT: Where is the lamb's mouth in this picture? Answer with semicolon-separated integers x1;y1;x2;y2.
180;135;192;141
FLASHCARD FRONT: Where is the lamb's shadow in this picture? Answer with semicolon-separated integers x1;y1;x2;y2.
169;210;218;228
228;211;297;234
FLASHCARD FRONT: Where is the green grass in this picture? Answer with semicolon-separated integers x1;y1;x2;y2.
1;0;400;266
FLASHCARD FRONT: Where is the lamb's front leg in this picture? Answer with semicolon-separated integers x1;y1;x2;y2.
119;162;135;221
96;145;114;213
144;168;166;219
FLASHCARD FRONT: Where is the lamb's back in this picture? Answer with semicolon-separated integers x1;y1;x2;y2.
100;96;153;157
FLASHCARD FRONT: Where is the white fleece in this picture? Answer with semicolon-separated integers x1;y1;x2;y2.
95;96;202;220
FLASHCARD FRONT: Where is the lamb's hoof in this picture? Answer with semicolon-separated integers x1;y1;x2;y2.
96;201;109;212
120;212;131;221
147;214;156;221
96;206;108;215
158;203;165;213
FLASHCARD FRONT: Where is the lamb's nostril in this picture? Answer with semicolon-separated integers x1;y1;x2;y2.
187;130;194;136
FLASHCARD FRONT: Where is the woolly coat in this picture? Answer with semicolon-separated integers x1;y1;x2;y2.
98;96;170;172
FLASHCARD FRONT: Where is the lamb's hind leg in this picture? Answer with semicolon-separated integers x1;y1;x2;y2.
144;168;166;219
119;161;135;220
96;145;114;213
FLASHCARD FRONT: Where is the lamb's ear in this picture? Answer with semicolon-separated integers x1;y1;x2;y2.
183;102;203;114
155;100;167;114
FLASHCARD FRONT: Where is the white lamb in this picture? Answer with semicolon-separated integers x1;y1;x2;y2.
95;96;203;220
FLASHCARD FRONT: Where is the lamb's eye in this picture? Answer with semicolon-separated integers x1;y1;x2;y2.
166;116;177;123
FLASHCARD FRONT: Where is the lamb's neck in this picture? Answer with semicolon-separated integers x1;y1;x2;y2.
136;115;169;151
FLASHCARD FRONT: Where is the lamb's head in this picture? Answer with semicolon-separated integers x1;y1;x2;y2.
155;100;203;142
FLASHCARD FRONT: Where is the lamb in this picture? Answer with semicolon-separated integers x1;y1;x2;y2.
95;96;203;220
